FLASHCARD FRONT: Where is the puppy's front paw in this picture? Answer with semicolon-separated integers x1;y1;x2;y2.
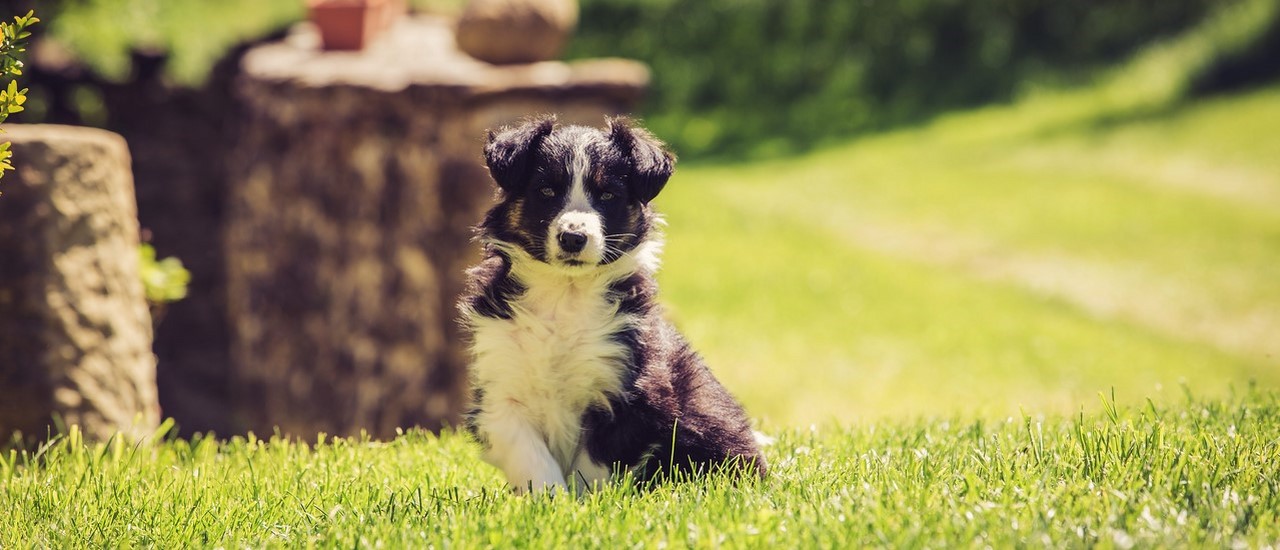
504;460;569;496
511;478;568;496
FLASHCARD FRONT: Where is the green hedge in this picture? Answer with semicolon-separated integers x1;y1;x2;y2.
568;0;1242;158
16;0;1276;159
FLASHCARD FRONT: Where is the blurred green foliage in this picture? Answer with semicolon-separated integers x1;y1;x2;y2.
20;0;1280;157
0;9;35;179
49;0;302;84
30;0;461;85
570;0;1280;158
139;243;189;305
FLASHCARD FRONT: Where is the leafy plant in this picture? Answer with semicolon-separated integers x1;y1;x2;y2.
0;9;35;180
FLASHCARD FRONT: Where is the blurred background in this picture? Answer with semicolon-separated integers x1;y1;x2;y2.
0;0;1277;440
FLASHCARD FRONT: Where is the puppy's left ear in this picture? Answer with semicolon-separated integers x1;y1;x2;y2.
608;116;675;204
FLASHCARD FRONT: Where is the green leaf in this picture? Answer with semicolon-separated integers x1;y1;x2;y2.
139;244;192;304
0;8;35;181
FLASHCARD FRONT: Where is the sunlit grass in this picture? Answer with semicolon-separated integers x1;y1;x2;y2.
657;84;1280;425
4;392;1278;546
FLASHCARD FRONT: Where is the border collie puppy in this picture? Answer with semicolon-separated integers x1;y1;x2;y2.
459;115;765;494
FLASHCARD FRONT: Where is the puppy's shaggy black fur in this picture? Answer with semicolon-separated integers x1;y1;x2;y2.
459;116;764;493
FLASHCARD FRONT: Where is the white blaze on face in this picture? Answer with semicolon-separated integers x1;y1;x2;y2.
549;137;606;265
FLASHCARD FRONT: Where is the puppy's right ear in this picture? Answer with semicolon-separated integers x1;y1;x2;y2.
484;115;556;195
607;116;674;204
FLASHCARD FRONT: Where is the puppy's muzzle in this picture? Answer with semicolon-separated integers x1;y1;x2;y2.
550;211;604;264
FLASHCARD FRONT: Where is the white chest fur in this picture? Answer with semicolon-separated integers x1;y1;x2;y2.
468;267;632;485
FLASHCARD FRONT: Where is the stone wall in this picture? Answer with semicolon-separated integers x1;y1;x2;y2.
226;17;648;439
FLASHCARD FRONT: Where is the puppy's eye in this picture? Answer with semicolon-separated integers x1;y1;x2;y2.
540;187;556;198
600;192;615;201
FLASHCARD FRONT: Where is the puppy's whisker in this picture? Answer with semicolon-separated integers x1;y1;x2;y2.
603;244;632;263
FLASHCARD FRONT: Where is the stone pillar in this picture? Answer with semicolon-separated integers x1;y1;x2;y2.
228;16;647;439
0;124;159;442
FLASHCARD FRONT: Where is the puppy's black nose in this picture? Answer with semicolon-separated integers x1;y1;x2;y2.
558;231;588;253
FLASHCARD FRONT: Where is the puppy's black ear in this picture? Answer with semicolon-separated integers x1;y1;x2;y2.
484;115;556;195
608;116;675;204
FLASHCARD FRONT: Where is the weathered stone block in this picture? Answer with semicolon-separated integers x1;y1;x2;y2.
0;124;159;442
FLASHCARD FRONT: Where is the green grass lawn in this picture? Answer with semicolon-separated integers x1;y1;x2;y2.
657;83;1280;426
651;2;1280;426
4;82;1277;549
4;391;1278;546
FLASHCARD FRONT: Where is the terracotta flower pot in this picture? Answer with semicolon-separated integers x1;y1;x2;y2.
307;0;399;51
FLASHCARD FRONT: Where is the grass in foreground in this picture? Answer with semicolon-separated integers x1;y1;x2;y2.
3;391;1278;547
